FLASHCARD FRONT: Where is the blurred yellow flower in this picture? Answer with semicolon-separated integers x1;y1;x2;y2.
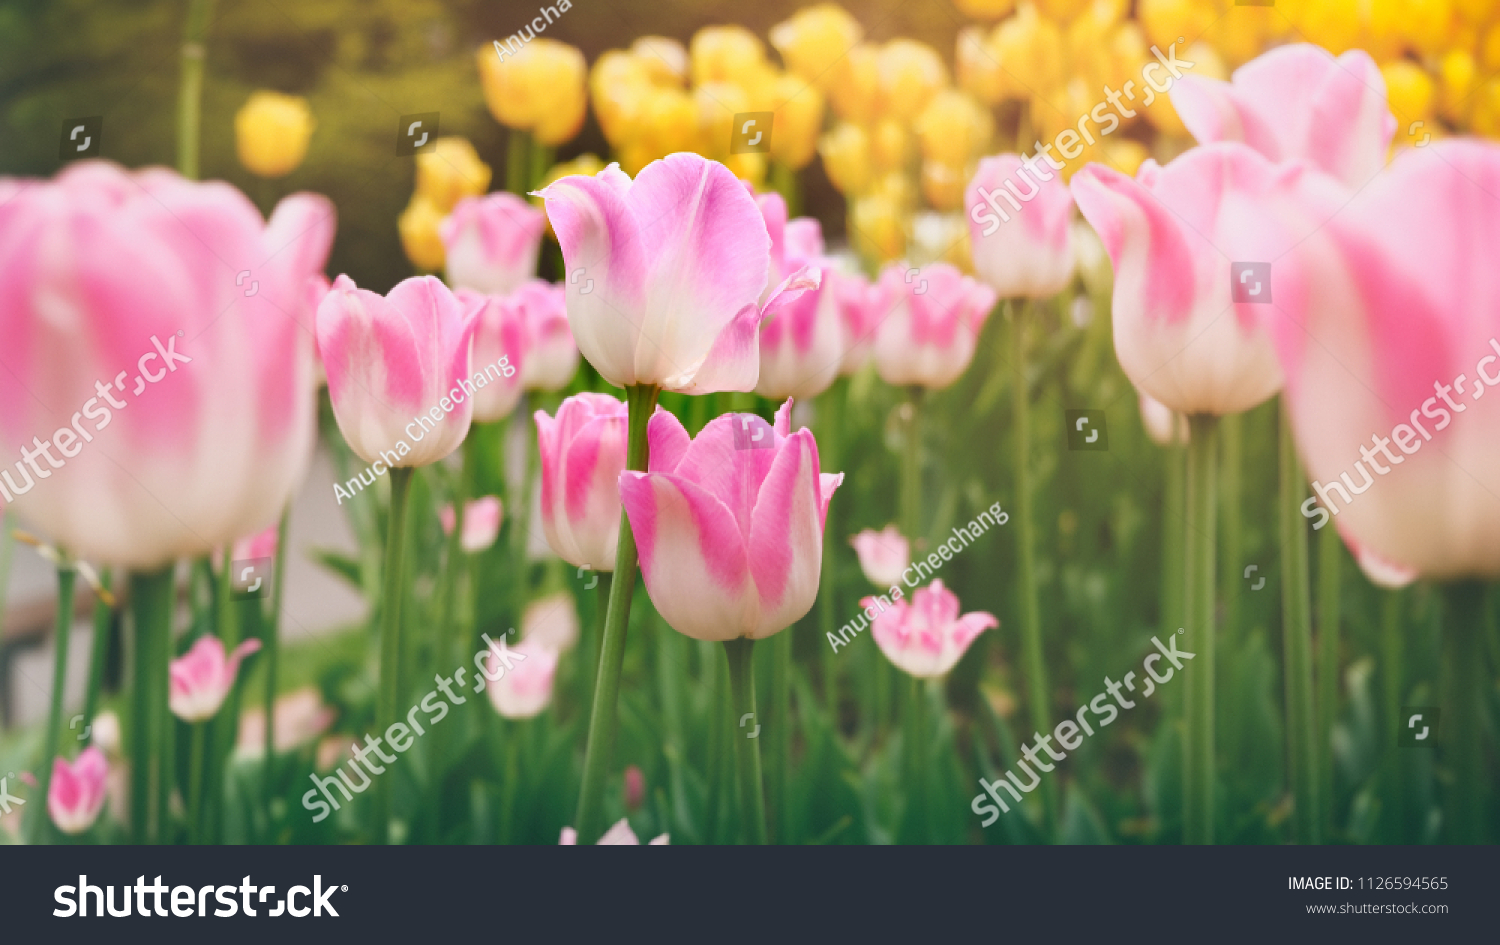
723;151;769;185
1283;0;1363;56
690;25;767;88
1138;0;1220;53
1098;137;1149;177
954;0;1016;17
829;43;881;123
920;159;970;212
916;89;994;166
234;91;315;179
478;38;588;146
850;191;907;263
1396;0;1458;59
1140;42;1225;137
399;194;447;272
1037;0;1092;19
1440;49;1477;122
1454;0;1497;21
415;137;492;212
631;35;688;86
871;117;911;173
533;153;605;237
1469;77;1500;136
627;86;700;172
878;39;950;121
771;74;826;169
1481;22;1500;71
590;51;653;146
1382;60;1436;125
695;82;752;158
957;27;1004;104
770;4;863;91
819;123;873;194
991;5;1066;100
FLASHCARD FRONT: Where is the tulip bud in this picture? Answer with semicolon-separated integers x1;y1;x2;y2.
440;495;504;553
921;159;968;212
398;193;447;272
690;24;767;88
48;748;108;835
869;579;996;678
170;636;263;722
850;525;910;586
523;591;581;652
623;765;646;812
695;82;753;159
870;118;911;172
992;6;1066;100
850;192;907;263
631;86;699;172
631;35;689;86
440;192;545;296
455;287;530;422
966;153;1075;300
513;282;576;393
479;38;588;146
819;123;873;195
535;393;628;571
770;3;864;91
415;137;492;213
878;39;949;122
234;91;315;179
590;50;654;145
1439;50;1476;124
956;27;1004;105
771;73;827;169
485;639;559;719
917;89;993;166
829;43;880;123
873;262;995;390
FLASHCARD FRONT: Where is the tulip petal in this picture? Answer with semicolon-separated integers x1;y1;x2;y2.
747;428;831;638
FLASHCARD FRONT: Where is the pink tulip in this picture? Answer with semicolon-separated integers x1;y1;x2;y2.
232;520;279;562
317;275;479;465
0;162;334;567
439;495;504;552
966;153;1076;299
236;685;337;757
1261;140;1500;579
455;287;529;422
872;262;996;390
619;400;844;641
753;192;842;400
517;281;579;392
559;818;668;844
535;393;630;571
849;525;910;587
169;636;263;722
48;747;108;835
1071;143;1305;416
535;153;819;393
522;591;581;652
1170;44;1395;190
485;639;559;719
835;271;881;376
867;579;996;678
623;765;645;812
440;192;546;295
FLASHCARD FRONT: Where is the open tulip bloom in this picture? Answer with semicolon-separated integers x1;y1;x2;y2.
170;636;263;722
48;747;109;836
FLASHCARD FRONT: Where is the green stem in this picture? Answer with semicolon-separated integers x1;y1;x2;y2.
1316;522;1341;840
901;386;923;546
264;507;290;817
1442;582;1487;844
506;129;531;195
82;570;113;747
432;451;471;783
1218;411;1243;657
1380;591;1406;842
30;563;77;843
724;637;767;844
573;383;659;842
817;382;844;716
376;465;415;843
771;161;801;217
187;722;207;844
906;674;928;844
529;143;555;193
1009;301;1054;833
129;567;174;843
770;625;791;844
588;572;612;706
175;0;215;178
1277;404;1319;844
1183;412;1220;844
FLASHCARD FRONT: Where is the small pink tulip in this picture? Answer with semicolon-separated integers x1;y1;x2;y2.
232;520;280;562
1170;44;1395;190
753;192;840;400
236;685;336;757
440;192;545;296
456;287;529;422
619;400;844;642
849;525;910;587
835;271;881;376
535;393;630;571
522;591;580;652
623;765;645;812
966;153;1076;299
485;639;559;719
317;275;480;465
1071;143;1306;416
439;495;503;552
559;818;668;844
48;747;108;835
517;281;579;392
867;579;996;678
872;262;996;390
169;636;262;722
535;153;819;393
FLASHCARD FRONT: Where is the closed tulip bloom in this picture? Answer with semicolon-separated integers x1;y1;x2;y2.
236;686;336;757
878;39;949;122
590;51;654;146
485;639;559;719
873;262;996;390
631;35;689;87
771;73;826;169
48;747;108;835
917;90;993;166
770;4;862;91
516;281;578;392
835;270;881;375
966;153;1076;300
415;137;492;213
1264;140;1500;579
829;43;880;123
1170;44;1396;189
850;525;910;586
480;38;588;146
536;393;630;571
620;400;843;642
868;579;996;678
818;123;873;195
170;636;262;722
398;194;447;272
536;153;818;394
1070;144;1297;416
440;495;504;552
522;591;581;652
440;193;545;296
849;192;907;263
623;764;646;811
454;287;528;422
689;25;767;88
956;27;1004;105
234;91;315;179
754;193;838;400
318;275;480;465
0;162;333;567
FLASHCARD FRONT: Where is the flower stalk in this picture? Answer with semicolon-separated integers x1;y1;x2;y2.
376;465;415;842
1183;412;1220;844
724;636;767;844
1278;404;1319;844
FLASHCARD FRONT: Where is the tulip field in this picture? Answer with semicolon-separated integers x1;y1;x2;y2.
0;0;1497;853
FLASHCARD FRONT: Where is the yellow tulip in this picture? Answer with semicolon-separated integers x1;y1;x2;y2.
992;6;1066;100
921;159;969;212
957;27;1004;104
590;51;654;146
622;86;699;171
479;38;588;145
1398;0;1457;59
770;73;826;169
1287;0;1364;55
690;25;767;88
234;91;315;179
1440;50;1477;123
850;192;907;263
770;4;863;90
873;170;917;211
871;118;911;173
723;151;769;185
1138;0;1220;53
829;43;881;123
1382;61;1436;126
1468;77;1500;137
695;82;752;158
631;35;688;86
1036;0;1091;19
916;89;993;166
954;0;1016;17
1481;23;1500;72
878;39;950;122
414;137;492;213
399;194;447;272
1098;137;1149;177
819;123;873;194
